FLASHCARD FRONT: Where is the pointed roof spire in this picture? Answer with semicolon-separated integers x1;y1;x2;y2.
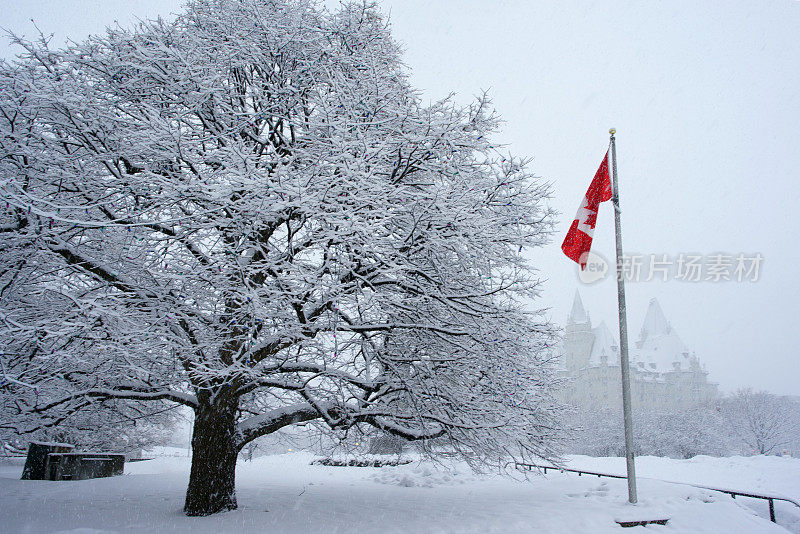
639;298;671;343
569;290;588;325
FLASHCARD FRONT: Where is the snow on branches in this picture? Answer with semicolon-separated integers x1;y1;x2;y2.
0;0;558;514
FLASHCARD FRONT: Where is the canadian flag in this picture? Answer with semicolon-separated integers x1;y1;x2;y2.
562;151;613;269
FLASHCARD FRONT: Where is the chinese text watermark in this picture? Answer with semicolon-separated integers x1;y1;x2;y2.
578;252;763;284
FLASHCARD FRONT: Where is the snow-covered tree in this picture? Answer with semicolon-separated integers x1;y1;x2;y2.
565;406;731;459
719;389;799;455
0;394;180;456
0;0;558;515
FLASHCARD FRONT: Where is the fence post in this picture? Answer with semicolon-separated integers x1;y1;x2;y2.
769;499;775;523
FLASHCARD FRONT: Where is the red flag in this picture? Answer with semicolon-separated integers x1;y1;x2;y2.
562;151;613;269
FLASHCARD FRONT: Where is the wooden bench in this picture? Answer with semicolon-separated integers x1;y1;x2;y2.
45;452;125;480
20;442;75;480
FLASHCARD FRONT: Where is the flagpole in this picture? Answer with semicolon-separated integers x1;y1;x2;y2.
609;127;638;504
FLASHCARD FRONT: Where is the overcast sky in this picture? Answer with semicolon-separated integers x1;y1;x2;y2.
2;0;798;396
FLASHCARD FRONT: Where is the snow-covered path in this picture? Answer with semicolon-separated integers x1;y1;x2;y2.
0;453;797;533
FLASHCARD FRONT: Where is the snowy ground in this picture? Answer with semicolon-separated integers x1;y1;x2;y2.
1;452;798;533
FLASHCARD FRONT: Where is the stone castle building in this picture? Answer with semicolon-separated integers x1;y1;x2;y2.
559;292;718;411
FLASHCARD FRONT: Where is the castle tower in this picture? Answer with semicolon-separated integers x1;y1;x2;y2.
564;291;594;372
559;293;718;411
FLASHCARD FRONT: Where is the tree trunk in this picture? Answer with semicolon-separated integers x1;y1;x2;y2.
184;398;239;516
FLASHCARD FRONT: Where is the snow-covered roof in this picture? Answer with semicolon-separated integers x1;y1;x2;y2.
569;291;588;325
639;298;671;342
634;334;691;371
633;299;691;372
588;321;619;366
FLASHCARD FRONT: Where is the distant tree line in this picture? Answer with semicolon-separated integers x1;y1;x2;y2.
565;389;800;459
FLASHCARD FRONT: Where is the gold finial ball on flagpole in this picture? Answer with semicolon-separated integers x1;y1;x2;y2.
609;127;616;135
